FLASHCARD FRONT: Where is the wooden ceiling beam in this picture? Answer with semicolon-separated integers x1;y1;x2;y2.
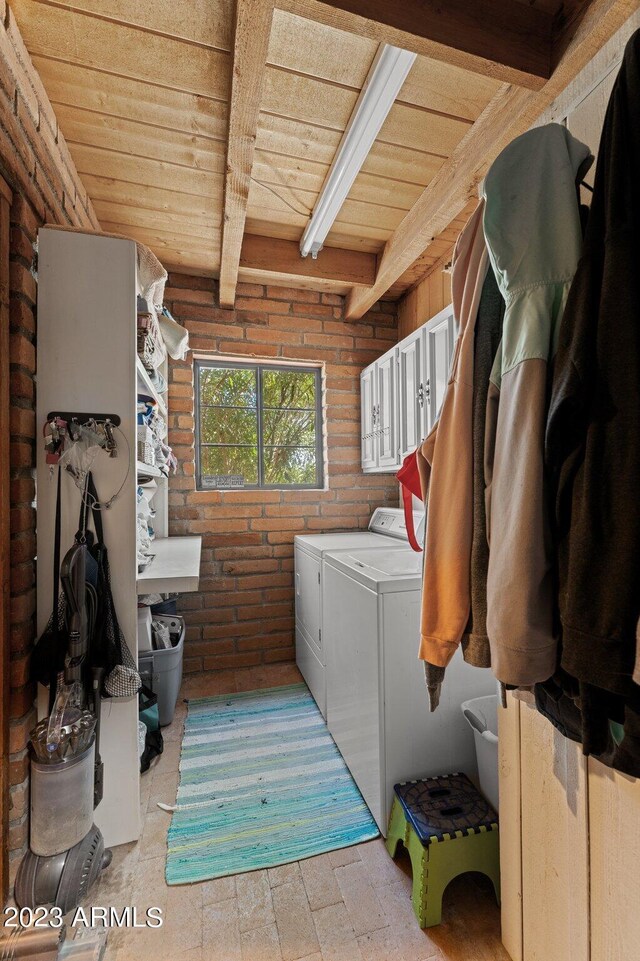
218;0;275;308
345;0;637;320
239;234;376;290
276;0;553;90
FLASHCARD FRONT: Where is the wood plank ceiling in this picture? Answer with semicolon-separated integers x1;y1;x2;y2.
9;0;634;308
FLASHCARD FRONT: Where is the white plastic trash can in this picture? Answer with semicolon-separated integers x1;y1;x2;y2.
461;694;499;811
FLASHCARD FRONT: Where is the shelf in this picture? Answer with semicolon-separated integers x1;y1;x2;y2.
136;356;167;416
137;461;163;479
137;536;202;594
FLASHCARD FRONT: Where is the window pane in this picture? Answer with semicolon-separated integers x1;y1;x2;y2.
200;407;257;446
263;447;316;485
200;366;256;407
262;369;316;409
262;409;315;448
200;445;258;485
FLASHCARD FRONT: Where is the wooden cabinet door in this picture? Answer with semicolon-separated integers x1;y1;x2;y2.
376;349;399;470
397;329;425;460
519;703;589;961
360;365;377;471
424;305;455;432
588;757;640;961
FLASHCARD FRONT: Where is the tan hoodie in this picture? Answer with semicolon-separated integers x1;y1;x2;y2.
418;202;488;679
482;123;592;686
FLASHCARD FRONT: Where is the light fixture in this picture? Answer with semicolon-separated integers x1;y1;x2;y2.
299;43;417;260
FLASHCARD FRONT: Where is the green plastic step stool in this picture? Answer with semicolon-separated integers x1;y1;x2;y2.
385;772;500;928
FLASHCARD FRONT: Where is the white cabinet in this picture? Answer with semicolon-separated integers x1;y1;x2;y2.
359;345;399;473
360;365;377;470
398;328;424;461
361;304;455;472
424;306;455;431
376;350;398;470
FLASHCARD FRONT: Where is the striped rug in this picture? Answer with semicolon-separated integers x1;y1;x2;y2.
165;683;379;884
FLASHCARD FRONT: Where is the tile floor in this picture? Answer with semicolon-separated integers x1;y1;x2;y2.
87;664;509;961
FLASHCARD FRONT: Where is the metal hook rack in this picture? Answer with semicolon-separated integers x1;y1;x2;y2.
46;411;121;427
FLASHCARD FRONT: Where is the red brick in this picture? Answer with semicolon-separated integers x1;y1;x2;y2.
249;327;302;346
10;261;36;304
9;707;35;753
267;286;319;303
233;573;291;590
10;225;35;265
237;603;292;621
11;193;42;238
10;684;35;719
213;546;273;561
10;369;34;401
10;295;35;336
10;533;36;565
164;286;216;306
264;646;296;664
10;405;35;439
172;368;194;384
9;750;29;787
10;561;34;594
10;332;35;372
10;505;35;534
218;341;279;357
222;557;280;575
292;302;336;318
188;639;236;658
10;589;35;624
210;590;263;608
236;282;265;298
168;272;214;291
268;314;323;333
235;297;290;314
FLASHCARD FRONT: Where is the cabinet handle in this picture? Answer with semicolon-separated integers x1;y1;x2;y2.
372;405;377;426
425;379;431;402
417;383;425;408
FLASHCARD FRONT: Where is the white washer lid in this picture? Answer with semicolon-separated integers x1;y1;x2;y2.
324;546;423;593
294;531;393;557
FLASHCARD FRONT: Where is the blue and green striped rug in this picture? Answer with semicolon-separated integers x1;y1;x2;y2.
165;683;379;884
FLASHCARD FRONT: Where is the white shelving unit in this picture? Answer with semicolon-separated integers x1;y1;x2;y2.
36;226;201;848
137;536;202;594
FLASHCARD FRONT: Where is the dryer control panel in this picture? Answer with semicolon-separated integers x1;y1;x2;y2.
368;507;424;542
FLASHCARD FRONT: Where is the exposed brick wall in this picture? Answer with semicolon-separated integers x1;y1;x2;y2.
0;5;99;892
164;276;400;674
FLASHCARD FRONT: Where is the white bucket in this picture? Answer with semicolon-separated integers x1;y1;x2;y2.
461;694;499;811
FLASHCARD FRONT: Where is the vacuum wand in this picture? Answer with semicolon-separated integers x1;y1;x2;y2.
91;666;105;808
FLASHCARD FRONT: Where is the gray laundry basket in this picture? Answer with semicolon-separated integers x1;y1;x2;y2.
138;615;184;726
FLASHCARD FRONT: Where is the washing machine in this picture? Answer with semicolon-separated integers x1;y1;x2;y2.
322;546;496;834
294;507;423;718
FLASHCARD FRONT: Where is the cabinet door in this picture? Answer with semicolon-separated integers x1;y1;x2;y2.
424;306;455;432
360;366;377;470
397;329;424;459
294;547;321;653
376;350;399;470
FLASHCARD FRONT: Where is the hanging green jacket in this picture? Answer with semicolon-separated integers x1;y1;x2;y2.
482;123;592;687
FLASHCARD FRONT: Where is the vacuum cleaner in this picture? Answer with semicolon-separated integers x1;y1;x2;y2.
15;540;112;914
